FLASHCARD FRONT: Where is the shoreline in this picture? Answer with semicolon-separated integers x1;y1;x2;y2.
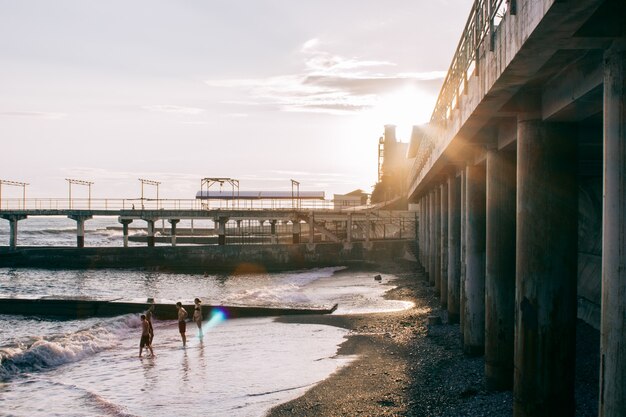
268;261;599;417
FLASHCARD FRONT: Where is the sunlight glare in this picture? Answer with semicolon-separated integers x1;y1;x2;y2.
360;87;435;141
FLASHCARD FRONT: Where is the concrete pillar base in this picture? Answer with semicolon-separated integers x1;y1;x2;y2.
169;219;180;247
68;215;92;248
514;119;577;416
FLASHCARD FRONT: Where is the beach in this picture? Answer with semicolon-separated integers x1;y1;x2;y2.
269;261;600;417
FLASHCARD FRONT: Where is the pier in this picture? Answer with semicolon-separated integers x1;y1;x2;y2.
0;200;415;250
409;0;624;416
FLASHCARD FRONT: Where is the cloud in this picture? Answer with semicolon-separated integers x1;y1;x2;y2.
204;39;445;115
141;105;204;115
0;111;67;120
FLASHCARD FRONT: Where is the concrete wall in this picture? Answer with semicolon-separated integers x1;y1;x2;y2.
0;240;410;272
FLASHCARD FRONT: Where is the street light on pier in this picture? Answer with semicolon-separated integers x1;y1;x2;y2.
291;179;300;210
65;178;93;210
138;178;161;210
0;179;29;210
200;178;240;210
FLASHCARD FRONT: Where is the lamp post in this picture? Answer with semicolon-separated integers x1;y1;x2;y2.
0;179;29;210
291;179;300;210
138;178;161;209
66;178;94;209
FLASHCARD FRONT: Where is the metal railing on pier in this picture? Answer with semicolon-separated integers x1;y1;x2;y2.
0;198;362;212
409;0;511;191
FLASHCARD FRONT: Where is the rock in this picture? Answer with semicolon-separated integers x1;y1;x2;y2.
374;274;382;281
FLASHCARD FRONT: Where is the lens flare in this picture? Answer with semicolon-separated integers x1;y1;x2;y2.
201;308;227;333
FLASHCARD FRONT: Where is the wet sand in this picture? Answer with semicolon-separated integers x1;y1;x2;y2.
268;261;599;417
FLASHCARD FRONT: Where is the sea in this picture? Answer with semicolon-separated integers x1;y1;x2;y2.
0;217;413;417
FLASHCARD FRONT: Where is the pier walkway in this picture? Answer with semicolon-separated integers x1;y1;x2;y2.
0;199;415;250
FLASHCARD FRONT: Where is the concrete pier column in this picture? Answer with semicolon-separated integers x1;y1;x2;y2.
346;213;352;244
420;197;425;265
515;120;577;417
169;219;180;247
600;45;626;417
9;217;19;249
68;215;92;248
364;213;371;246
145;219;155;247
485;150;516;391
236;220;242;236
308;212;315;244
270;220;278;244
434;186;442;296
459;167;467;336
440;182;449;308
292;221;301;244
447;174;461;324
2;215;27;250
464;163;486;356
428;190;437;287
119;218;133;248
422;193;430;276
217;218;227;245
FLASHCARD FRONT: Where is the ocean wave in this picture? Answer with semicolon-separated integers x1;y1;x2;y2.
224;266;346;306
0;315;140;381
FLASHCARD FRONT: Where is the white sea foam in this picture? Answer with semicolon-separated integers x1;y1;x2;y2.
0;315;139;380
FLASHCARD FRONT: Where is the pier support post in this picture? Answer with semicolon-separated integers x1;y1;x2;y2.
447;174;461;323
119;218;133;248
270;220;277;244
419;196;425;266
429;190;436;287
292;221;301;244
217;218;227;245
1;215;27;250
485;150;516;391
308;212;315;244
600;45;626;417
68;215;92;248
434;186;441;296
346;213;352;244
459;167;467;334
169;219;180;247
440;182;449;308
145;219;155;247
514;119;577;417
464;163;486;356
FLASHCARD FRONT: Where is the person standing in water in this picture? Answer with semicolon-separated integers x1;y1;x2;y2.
193;298;203;338
145;302;155;346
139;314;155;357
176;301;188;347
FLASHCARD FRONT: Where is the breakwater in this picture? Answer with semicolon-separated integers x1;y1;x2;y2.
0;296;337;319
0;240;411;272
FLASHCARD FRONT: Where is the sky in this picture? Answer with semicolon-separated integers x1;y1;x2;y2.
0;0;473;201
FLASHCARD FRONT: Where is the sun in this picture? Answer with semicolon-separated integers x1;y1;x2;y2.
360;87;436;140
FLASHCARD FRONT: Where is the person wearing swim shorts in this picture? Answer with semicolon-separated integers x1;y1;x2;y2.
176;301;188;347
139;314;155;357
